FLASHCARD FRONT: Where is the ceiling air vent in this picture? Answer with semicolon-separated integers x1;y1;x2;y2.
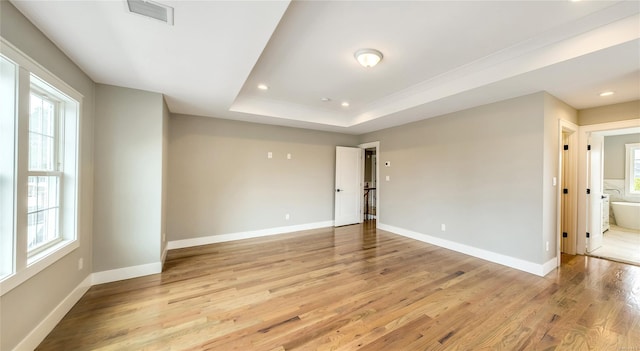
126;0;174;25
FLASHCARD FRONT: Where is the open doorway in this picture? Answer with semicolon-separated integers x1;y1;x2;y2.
577;119;640;266
360;142;379;225
588;129;640;265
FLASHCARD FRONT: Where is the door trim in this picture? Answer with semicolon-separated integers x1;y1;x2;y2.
359;141;380;228
556;120;578;267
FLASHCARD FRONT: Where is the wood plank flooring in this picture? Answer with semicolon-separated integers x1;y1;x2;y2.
37;222;640;350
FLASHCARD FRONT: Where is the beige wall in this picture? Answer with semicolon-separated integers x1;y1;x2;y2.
604;133;640;179
167;114;358;240
578;100;640;126
0;2;95;350
360;93;547;264
93;84;164;272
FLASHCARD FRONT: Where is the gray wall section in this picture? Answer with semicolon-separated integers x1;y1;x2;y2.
578;100;640;126
93;84;163;272
360;93;547;264
167;114;359;240
0;2;95;350
604;133;640;179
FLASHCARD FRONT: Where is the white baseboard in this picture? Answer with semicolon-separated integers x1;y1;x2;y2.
12;274;92;351
167;220;334;250
161;244;168;266
378;223;553;277
542;257;559;275
92;262;162;285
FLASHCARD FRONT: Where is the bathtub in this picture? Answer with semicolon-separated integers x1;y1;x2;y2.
611;202;640;230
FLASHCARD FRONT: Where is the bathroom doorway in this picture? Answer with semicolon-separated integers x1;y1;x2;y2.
578;119;640;266
589;129;640;265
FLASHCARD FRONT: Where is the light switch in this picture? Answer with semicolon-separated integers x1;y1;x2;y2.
386;175;390;181
267;152;272;159
287;153;291;160
552;177;557;186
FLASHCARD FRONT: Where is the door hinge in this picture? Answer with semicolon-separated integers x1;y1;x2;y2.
563;232;568;238
587;145;591;151
586;188;591;194
563;188;568;194
586;232;590;238
563;145;569;151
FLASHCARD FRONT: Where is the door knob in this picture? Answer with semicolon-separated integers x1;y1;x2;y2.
336;189;342;192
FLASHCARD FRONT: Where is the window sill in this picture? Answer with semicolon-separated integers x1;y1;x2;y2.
0;239;78;296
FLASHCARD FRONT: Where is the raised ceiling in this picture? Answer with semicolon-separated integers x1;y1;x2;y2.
10;0;640;134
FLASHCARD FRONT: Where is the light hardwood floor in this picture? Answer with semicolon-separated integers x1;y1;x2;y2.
37;222;640;350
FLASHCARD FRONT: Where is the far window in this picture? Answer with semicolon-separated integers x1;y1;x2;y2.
28;91;62;254
626;143;640;196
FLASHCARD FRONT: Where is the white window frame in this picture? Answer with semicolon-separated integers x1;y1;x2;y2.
27;88;64;257
0;39;83;296
625;143;640;196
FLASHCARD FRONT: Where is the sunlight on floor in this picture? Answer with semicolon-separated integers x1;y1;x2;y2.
590;225;640;265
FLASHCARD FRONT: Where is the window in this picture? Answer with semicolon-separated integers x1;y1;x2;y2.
0;40;82;295
626;143;640;196
0;54;17;280
28;91;63;254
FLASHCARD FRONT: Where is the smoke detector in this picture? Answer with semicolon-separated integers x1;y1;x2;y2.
126;0;174;25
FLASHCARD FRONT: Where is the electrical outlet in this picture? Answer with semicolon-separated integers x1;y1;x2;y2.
78;258;83;270
268;152;273;159
546;241;549;251
285;213;290;220
386;175;390;181
441;224;446;232
287;153;291;160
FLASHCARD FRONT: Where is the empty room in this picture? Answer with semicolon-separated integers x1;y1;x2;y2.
1;0;640;350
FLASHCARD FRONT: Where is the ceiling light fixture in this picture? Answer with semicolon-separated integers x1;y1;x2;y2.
354;48;383;68
599;91;614;97
341;102;350;107
257;84;269;90
321;97;331;102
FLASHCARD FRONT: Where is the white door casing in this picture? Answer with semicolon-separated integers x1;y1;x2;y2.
586;133;604;253
334;146;362;227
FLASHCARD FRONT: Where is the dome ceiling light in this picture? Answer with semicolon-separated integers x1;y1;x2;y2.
354;48;383;68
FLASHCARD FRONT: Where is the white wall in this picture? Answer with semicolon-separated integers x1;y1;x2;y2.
0;2;95;350
93;84;164;272
167;114;359;241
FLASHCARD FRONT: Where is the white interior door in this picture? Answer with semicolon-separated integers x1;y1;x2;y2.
334;146;362;226
586;134;604;253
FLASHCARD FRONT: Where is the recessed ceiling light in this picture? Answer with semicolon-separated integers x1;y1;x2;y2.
257;84;269;90
341;102;350;107
321;97;331;102
599;91;614;97
354;48;383;68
